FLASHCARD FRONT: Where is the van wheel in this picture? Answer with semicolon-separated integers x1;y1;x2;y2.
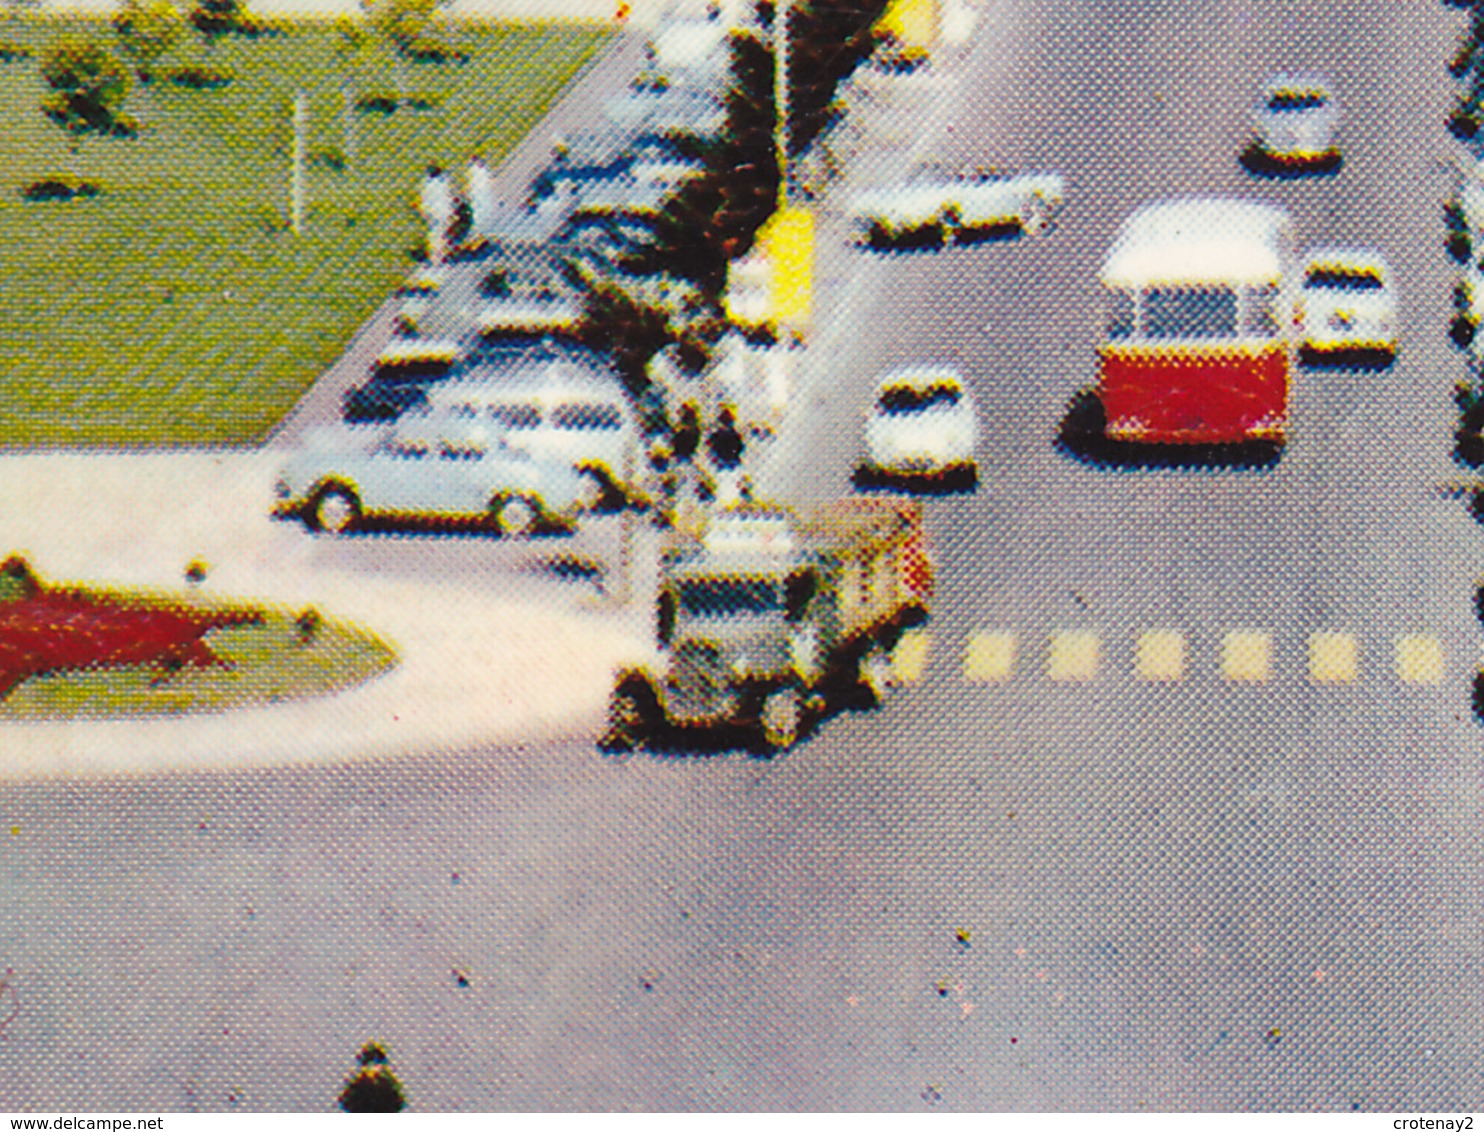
491;494;540;537
309;485;360;535
757;685;805;754
600;681;655;755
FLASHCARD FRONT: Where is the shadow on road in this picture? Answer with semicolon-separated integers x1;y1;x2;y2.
1055;388;1284;471
852;464;978;496
1238;143;1343;180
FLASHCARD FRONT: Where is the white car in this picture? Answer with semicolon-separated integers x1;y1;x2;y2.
848;163;1065;247
859;365;979;491
1300;248;1398;365
1249;74;1340;167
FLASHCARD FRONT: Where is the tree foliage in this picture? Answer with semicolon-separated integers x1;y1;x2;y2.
40;37;137;144
189;0;275;45
359;0;435;56
112;0;183;81
784;0;889;156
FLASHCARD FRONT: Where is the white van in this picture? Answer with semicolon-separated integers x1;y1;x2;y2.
430;354;638;509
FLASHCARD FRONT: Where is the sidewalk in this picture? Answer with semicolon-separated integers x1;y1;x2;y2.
0;451;650;781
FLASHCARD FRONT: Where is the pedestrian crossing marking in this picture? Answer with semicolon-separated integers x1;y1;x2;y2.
947;630;1452;686
1395;635;1445;684
964;631;1016;683
1135;630;1186;682
1221;630;1271;682
1048;631;1100;682
894;628;931;684
1308;632;1358;684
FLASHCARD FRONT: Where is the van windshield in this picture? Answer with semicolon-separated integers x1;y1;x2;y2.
552;403;623;430
489;404;541;429
678;576;781;618
1143;286;1238;339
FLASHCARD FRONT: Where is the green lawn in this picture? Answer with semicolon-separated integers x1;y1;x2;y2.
0;15;612;446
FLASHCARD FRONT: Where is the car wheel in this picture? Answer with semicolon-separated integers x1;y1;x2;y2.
1020;194;1052;236
308;485;360;535
758;684;805;754
491;494;540;537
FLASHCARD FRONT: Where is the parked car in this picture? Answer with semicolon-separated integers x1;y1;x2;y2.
342;336;469;424
276;350;634;537
848;162;1065;248
1299;248;1397;367
1247;74;1341;170
857;365;979;492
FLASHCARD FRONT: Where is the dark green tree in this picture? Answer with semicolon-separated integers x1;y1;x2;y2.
1451;4;1484;136
40;35;138;180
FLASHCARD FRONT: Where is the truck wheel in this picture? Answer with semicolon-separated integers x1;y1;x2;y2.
491;494;540;537
599;683;654;755
758;685;805;754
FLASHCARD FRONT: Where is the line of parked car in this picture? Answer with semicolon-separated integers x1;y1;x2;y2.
274;6;756;538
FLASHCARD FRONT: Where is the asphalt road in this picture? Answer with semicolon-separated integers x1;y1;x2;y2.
2;0;1481;1113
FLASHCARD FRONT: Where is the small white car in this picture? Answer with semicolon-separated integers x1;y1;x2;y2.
859;365;979;491
1249;74;1340;167
848;163;1065;248
1300;248;1398;365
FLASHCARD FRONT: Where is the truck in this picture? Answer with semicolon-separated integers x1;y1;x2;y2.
599;499;934;756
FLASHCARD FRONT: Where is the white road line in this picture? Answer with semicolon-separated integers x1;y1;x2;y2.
964;631;1016;683
1134;630;1186;682
1048;631;1100;682
1395;635;1446;685
1308;631;1359;684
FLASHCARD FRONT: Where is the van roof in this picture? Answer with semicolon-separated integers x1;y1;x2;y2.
1101;199;1292;287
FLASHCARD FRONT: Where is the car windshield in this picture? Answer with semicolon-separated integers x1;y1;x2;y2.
1305;267;1383;292
1143;286;1239;338
678;576;782;618
1268;90;1326;111
878;383;962;415
488;404;541;429
552;403;623;431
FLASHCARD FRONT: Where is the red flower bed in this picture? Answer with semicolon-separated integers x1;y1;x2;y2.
0;557;262;697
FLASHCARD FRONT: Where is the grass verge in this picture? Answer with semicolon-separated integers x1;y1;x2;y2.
0;14;612;446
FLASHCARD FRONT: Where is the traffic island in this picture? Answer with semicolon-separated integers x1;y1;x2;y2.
0;555;396;722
